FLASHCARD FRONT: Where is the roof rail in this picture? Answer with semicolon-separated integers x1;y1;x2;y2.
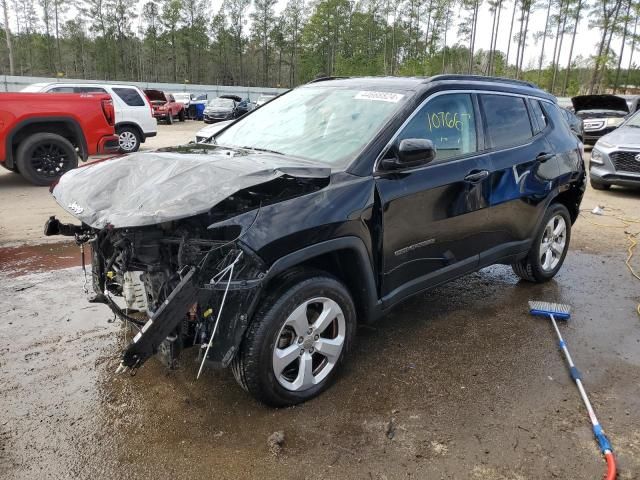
427;75;539;89
306;76;350;84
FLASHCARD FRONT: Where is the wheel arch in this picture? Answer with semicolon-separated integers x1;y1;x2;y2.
6;117;87;169
261;237;381;324
550;185;582;224
115;122;144;141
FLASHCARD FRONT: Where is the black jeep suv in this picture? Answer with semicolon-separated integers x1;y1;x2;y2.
46;75;585;406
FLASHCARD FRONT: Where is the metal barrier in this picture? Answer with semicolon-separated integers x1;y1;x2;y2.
1;75;288;100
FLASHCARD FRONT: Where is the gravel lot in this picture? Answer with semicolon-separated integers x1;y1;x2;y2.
1;124;639;479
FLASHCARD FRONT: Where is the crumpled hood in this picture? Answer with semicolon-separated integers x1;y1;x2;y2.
572;95;629;114
52;147;330;229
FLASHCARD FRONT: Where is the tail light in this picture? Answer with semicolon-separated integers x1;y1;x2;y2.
101;98;115;126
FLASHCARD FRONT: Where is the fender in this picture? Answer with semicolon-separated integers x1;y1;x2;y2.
263;236;383;323
5;116;88;169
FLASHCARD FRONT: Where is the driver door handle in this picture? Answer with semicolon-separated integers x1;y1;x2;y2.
464;170;489;183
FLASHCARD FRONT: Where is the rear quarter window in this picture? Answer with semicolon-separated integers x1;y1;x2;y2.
113;88;146;107
481;94;533;149
529;99;548;133
76;86;108;94
542;102;574;137
49;86;75;93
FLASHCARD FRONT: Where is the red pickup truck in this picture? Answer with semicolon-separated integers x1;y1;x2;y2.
144;89;186;124
0;92;119;185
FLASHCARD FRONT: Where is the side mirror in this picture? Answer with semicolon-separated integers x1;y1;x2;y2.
381;138;436;170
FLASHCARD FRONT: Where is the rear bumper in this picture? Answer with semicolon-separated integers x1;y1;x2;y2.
98;135;120;154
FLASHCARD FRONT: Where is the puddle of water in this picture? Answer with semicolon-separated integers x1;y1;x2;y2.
0;241;90;276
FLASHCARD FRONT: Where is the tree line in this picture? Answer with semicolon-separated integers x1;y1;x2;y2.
1;0;640;96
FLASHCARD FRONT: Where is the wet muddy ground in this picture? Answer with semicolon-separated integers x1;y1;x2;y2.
1;142;640;479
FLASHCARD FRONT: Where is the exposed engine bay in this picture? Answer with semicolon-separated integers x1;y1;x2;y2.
59;218;266;374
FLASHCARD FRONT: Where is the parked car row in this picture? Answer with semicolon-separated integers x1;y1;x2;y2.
558;93;640;190
20;83;282;154
23;82;158;154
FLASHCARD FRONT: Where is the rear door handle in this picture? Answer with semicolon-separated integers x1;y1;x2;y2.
536;152;555;163
464;170;489;183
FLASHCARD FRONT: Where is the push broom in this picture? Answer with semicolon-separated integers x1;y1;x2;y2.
528;301;617;480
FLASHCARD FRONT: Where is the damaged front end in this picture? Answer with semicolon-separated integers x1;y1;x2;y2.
47;215;265;373
45;148;331;375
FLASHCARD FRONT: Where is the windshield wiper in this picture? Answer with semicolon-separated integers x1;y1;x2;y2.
239;145;286;156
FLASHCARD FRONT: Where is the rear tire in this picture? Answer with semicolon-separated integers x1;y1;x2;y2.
178;109;186;122
590;178;611;190
232;270;356;407
167;112;174;125
116;126;141;153
511;203;571;283
15;133;78;186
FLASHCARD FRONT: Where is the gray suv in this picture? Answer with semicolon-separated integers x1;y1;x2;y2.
590;110;640;190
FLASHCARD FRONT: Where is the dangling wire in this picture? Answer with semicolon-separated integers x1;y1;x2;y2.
196;251;243;379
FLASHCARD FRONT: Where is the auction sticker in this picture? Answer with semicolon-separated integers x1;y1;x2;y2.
354;91;404;103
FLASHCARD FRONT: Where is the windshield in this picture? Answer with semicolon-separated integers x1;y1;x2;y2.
208;98;234;108
214;87;406;167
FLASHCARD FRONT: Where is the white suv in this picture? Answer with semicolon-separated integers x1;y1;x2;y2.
22;83;158;153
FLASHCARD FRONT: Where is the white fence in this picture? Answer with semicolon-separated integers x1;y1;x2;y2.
0;75;288;100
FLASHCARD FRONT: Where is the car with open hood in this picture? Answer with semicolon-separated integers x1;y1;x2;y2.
144;89;186;124
590;109;640;190
45;75;585;407
571;95;629;144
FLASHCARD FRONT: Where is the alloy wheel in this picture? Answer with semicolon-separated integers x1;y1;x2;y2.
272;297;346;392
30;143;71;178
540;214;567;272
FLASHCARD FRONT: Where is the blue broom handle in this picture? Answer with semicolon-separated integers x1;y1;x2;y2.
549;314;612;455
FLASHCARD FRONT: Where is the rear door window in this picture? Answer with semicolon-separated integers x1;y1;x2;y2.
113;88;146;107
481;94;533;149
394;93;478;162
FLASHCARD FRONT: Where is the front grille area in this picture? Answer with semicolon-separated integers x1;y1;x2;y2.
610;151;640;173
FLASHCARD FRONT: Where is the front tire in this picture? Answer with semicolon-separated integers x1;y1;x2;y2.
16;133;78;186
512;203;571;283
232;270;356;407
116;126;141;153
